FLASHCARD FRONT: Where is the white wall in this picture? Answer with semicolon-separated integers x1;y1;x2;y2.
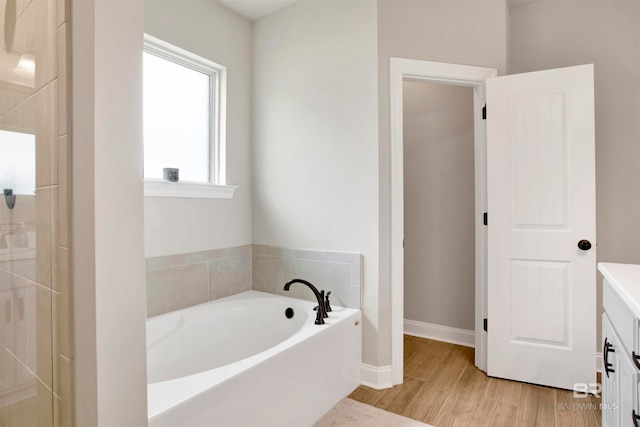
252;0;380;363
403;81;476;331
509;0;640;352
377;0;508;366
73;0;148;424
144;0;253;257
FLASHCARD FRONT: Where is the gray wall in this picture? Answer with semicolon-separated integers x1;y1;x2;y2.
144;0;253;258
252;0;380;363
377;0;508;365
403;81;476;331
508;0;640;350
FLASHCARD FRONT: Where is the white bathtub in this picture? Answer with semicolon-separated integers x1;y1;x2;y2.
147;290;362;427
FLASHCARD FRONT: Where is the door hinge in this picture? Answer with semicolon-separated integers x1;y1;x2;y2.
483;318;488;332
483;212;488;226
482;105;487;120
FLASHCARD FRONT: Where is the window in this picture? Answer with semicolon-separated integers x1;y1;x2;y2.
0;129;35;196
143;34;235;198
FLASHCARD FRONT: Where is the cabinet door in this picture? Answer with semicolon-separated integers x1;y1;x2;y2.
602;313;618;427
617;342;637;427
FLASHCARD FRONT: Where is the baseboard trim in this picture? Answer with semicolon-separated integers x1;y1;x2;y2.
360;364;393;390
404;319;475;348
403;319;602;377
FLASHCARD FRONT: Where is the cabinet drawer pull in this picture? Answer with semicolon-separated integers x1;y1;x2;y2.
633;409;640;427
604;338;615;378
633;351;640;370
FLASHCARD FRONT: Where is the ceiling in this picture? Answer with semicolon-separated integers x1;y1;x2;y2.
218;0;540;22
216;0;300;21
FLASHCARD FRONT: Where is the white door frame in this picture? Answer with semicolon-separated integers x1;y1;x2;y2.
389;58;497;385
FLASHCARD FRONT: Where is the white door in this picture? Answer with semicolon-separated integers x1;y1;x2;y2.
486;64;596;390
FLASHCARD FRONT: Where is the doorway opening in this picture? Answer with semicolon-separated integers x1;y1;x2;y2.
402;81;476;349
389;58;497;385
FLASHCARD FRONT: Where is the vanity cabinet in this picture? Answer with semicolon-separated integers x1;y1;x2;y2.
599;263;640;427
602;312;637;426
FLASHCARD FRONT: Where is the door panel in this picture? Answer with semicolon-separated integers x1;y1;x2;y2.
486;64;596;390
511;260;569;347
512;92;567;228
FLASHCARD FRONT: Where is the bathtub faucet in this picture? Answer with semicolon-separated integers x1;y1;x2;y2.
283;279;328;325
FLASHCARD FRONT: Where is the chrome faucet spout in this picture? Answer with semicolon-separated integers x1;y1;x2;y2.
283;279;328;325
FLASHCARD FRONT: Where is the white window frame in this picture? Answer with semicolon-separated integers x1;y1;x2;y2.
142;34;236;199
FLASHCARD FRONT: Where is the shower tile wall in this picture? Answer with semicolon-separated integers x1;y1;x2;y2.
0;0;74;426
146;244;362;317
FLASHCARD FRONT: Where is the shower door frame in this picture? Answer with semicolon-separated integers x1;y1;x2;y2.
389;57;497;385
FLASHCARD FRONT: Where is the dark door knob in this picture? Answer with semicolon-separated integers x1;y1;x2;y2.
578;240;592;251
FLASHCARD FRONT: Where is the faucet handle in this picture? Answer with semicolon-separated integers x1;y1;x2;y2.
313;290;329;318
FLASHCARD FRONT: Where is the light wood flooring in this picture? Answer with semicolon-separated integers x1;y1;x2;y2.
349;335;602;427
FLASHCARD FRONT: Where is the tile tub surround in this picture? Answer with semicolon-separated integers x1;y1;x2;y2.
252;245;362;310
146;245;252;317
146;245;362;317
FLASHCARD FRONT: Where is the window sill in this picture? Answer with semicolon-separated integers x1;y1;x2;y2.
144;179;237;199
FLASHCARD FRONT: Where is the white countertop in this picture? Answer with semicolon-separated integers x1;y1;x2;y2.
599;262;640;318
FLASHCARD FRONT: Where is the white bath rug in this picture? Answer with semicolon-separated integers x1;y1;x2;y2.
314;398;434;427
